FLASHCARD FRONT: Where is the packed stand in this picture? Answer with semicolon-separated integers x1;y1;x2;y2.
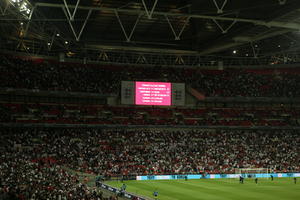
1;103;299;127
1;55;300;97
0;160;109;200
0;129;299;181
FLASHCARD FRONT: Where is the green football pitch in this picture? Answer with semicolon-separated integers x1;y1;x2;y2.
106;178;300;200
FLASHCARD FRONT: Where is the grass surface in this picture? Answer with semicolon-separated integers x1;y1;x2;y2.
106;178;300;200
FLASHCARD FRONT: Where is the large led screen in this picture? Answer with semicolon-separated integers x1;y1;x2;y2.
135;82;171;106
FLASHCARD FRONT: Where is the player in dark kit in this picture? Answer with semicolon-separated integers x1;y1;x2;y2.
153;190;159;200
270;175;274;181
185;175;188;181
239;176;244;184
294;177;297;184
255;178;258;184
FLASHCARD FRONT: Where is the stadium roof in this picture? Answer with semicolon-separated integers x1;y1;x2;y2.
1;0;300;66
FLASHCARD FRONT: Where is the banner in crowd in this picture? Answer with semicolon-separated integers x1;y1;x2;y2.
187;86;205;101
97;182;146;200
136;173;300;181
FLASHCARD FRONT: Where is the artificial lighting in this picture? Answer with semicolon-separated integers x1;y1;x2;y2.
233;50;237;54
65;41;68;44
245;53;249;57
20;22;23;25
278;45;281;48
9;0;32;17
47;42;51;46
56;33;60;37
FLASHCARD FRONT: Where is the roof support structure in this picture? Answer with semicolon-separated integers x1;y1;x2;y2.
175;55;185;65
86;44;198;54
136;54;148;64
63;7;92;41
24;6;35;37
115;10;142;42
3;39;298;67
212;18;237;33
2;1;300;60
212;0;228;14
141;0;159;19
250;42;259;58
200;29;291;55
0;0;10;16
278;0;287;5
32;2;300;31
165;16;190;40
83;49;265;67
98;50;109;61
63;0;81;21
47;31;57;51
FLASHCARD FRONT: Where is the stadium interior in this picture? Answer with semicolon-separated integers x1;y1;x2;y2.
0;0;300;200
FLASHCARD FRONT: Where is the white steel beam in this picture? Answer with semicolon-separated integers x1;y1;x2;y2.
212;0;228;14
212;18;237;33
77;9;92;41
115;10;142;42
165;16;190;40
0;0;9;16
141;0;159;19
136;54;147;64
86;44;198;54
47;31;57;51
175;55;184;64
63;8;92;41
63;0;81;21
251;42;259;58
98;51;109;61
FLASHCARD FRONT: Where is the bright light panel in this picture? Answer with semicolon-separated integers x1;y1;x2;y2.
10;0;32;16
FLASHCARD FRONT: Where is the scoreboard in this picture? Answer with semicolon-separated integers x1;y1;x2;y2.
121;81;185;106
135;82;171;106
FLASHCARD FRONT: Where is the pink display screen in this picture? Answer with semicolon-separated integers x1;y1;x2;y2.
135;82;171;106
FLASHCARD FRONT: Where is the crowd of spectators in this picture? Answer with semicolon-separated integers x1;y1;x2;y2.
1;128;299;179
1;103;299;127
0;128;119;200
1;128;299;198
0;56;119;94
0;160;110;200
1;55;300;97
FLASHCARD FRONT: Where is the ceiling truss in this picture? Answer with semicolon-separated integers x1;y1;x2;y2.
1;1;300;48
115;10;142;42
141;0;159;19
212;0;228;14
0;1;298;43
2;36;300;68
0;0;9;16
165;15;190;40
1;0;300;67
29;2;300;31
